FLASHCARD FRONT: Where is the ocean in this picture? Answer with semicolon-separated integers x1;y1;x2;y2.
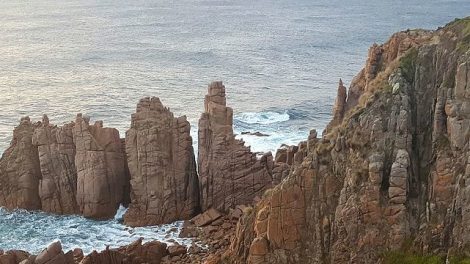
0;0;468;254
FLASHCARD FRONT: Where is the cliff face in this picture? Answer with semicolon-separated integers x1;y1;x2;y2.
124;97;200;227
198;82;274;212
227;18;470;263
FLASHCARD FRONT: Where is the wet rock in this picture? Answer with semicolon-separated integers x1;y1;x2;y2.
35;241;65;264
167;245;187;257
241;132;270;137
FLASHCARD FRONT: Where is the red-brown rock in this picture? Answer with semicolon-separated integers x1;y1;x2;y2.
124;97;200;226
198;82;274;212
73;114;128;219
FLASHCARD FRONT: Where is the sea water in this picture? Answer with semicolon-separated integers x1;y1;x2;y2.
0;0;469;254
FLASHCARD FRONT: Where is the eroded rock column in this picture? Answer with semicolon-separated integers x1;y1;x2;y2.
32;115;79;214
124;97;200;226
73;114;127;219
198;81;274;212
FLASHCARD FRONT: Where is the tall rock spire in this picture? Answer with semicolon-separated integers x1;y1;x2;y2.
198;81;274;212
124;97;200;226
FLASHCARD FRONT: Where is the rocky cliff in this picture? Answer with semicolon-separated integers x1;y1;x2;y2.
225;17;470;263
124;97;200;226
198;81;274;212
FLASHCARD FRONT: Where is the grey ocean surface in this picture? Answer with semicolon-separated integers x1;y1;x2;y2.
0;0;469;254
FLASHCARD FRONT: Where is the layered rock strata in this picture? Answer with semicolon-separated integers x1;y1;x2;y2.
225;17;470;264
198;82;274;212
124;97;200;226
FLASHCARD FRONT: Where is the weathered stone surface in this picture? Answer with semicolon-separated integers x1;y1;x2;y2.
79;239;167;264
225;18;470;264
326;79;347;132
32;115;79;215
198;81;274;212
192;208;223;227
0;250;30;264
0;116;41;210
34;241;65;264
73;114;128;219
124;97;200;227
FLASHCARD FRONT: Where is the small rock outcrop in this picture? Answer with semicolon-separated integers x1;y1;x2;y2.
73;114;128;219
198;82;274;212
80;239;168;264
124;97;200;226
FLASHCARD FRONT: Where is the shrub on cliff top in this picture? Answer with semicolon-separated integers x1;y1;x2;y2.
399;48;418;84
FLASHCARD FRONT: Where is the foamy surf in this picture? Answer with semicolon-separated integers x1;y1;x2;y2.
0;207;195;255
234;111;290;125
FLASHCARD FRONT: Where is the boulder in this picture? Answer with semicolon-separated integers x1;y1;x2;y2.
192;208;224;227
35;241;65;264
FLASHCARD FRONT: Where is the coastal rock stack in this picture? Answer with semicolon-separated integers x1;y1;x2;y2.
0;115;129;219
73;114;128;219
32;115;79;214
198;81;274;212
124;97;200;227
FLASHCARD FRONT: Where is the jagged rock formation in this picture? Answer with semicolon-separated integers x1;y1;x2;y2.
0;117;41;210
80;239;168;264
124;97;200;226
198;81;274;212
272;134;314;185
326;80;347;132
0;114;129;219
73;114;128;219
32;115;79;214
226;17;470;263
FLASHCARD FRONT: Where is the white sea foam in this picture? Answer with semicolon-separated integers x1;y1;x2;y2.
0;207;195;255
235;111;290;125
235;129;308;154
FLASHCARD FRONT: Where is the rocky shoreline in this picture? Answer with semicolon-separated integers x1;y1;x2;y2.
1;17;470;264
